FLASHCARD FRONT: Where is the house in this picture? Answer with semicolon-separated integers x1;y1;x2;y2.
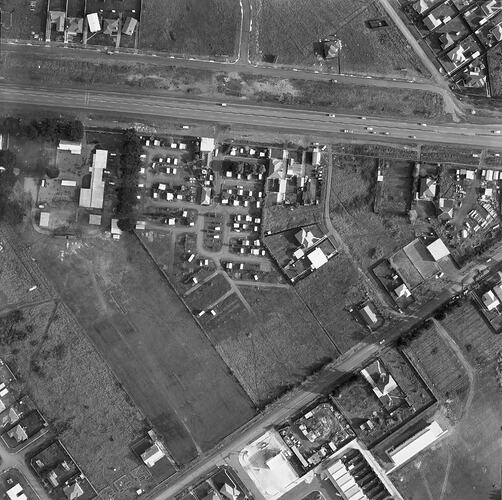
6;483;27;500
447;45;466;65
200;137;215;153
8;423;28;443
295;228;322;248
58;140;82;155
122;17;138;36
110;219;122;240
39;212;50;228
103;18;119;36
395;283;411;298
67;18;83;36
360;303;378;326
79;149;107;209
219;483;241;500
491;22;502;41
439;32;455;50
63;481;84;500
482;289;501;310
86;13;100;33
426;238;450;261
419;177;437;199
2;406;23;428
423;13;441;30
141;442;165;468
307;247;328;270
438;198;456;220
50;11;65;32
481;0;499;17
201;186;212;206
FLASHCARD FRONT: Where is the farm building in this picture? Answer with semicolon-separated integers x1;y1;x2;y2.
426;238;450;261
79;149;107;209
86;13;100;33
39;212;50;228
200;137;215;152
387;421;446;470
58;140;82;155
122;17;138;36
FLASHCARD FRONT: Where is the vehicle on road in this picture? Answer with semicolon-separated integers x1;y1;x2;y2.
360;116;366;120
220;103;227;107
181;125;190;129
491;130;501;134
409;135;417;139
381;131;390;135
341;129;353;133
419;123;427;126
328;113;336;117
365;127;373;131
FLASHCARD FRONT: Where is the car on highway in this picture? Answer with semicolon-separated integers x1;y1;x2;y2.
220;103;227;107
181;125;190;129
327;113;336;117
381;131;390;135
419;123;427;126
409;135;417;139
341;129;353;133
365;127;373;131
360;116;366;120
491;130;501;134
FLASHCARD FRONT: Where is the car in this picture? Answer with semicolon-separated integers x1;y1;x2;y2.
181;125;190;129
365;127;373;131
220;103;227;107
360;116;366;120
341;129;353;133
491;130;501;134
409;135;417;139
419;123;427;126
329;79;338;83
327;113;336;117
382;131;390;135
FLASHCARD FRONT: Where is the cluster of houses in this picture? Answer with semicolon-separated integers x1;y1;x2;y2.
409;0;502;91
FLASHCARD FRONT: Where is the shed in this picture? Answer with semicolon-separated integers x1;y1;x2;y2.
122;17;138;36
88;214;102;226
39;212;50;228
87;13;100;33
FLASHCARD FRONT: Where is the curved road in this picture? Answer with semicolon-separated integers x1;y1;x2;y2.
1;84;501;148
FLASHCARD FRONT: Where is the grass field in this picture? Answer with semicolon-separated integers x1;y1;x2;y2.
139;0;241;58
2;52;447;120
295;254;373;353
393;304;501;499
0;0;47;41
420;144;482;166
205;286;338;406
263;205;321;233
329;154;415;271
255;0;429;78
23;228;256;465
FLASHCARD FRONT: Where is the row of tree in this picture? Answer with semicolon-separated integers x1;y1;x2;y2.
0;116;84;142
116;129;142;231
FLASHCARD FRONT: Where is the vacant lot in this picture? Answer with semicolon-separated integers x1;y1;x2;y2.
420;145;482;166
296;254;373;353
329;155;414;271
139;0;240;58
23;228;255;465
204;286;338;406
394;305;501;500
0;0;47;40
255;0;429;78
263;204;321;233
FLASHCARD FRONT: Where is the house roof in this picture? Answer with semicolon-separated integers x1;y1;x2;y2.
39;212;50;228
141;442;165;467
419;177;437;199
63;481;84;500
295;228;322;248
395;283;411;298
201;186;212;205
6;483;27;500
200;137;215;152
88;214;102;226
426;238;450;261
103;18;119;35
307;247;328;269
482;289;500;310
50;11;65;32
122;16;138;36
8;424;28;442
86;13;100;33
110;219;122;235
220;482;241;500
67;17;83;35
360;304;378;325
79;149;107;209
58;140;82;155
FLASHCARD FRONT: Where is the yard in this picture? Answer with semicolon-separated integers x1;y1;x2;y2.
16;224;256;467
254;0;429;78
139;0;241;58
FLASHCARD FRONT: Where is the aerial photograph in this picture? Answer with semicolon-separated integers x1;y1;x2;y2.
0;0;501;499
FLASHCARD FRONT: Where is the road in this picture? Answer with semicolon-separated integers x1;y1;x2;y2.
1;84;502;148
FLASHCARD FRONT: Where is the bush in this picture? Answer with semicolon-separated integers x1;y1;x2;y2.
0;116;84;142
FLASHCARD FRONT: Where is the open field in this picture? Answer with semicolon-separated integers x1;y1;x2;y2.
263;204;321;233
139;0;240;58
254;0;429;78
329;154;415;272
295;254;373;353
21;227;256;465
1;52;447;120
0;299;153;495
0;0;47;41
205;286;338;406
332;143;418;161
488;44;502;97
420;144;482;166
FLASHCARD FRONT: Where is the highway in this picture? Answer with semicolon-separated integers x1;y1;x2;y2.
1;84;502;149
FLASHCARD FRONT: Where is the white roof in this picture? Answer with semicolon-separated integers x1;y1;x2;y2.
135;221;146;230
87;12;100;32
307;247;328;269
141;442;165;468
89;214;102;225
39;212;50;228
482;290;500;311
200;137;215;152
6;483;27;500
264;453;298;490
80;149;107;209
58;140;82;155
111;219;122;235
388;421;445;468
395;283;411;298
426;238;450;261
465;169;475;179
